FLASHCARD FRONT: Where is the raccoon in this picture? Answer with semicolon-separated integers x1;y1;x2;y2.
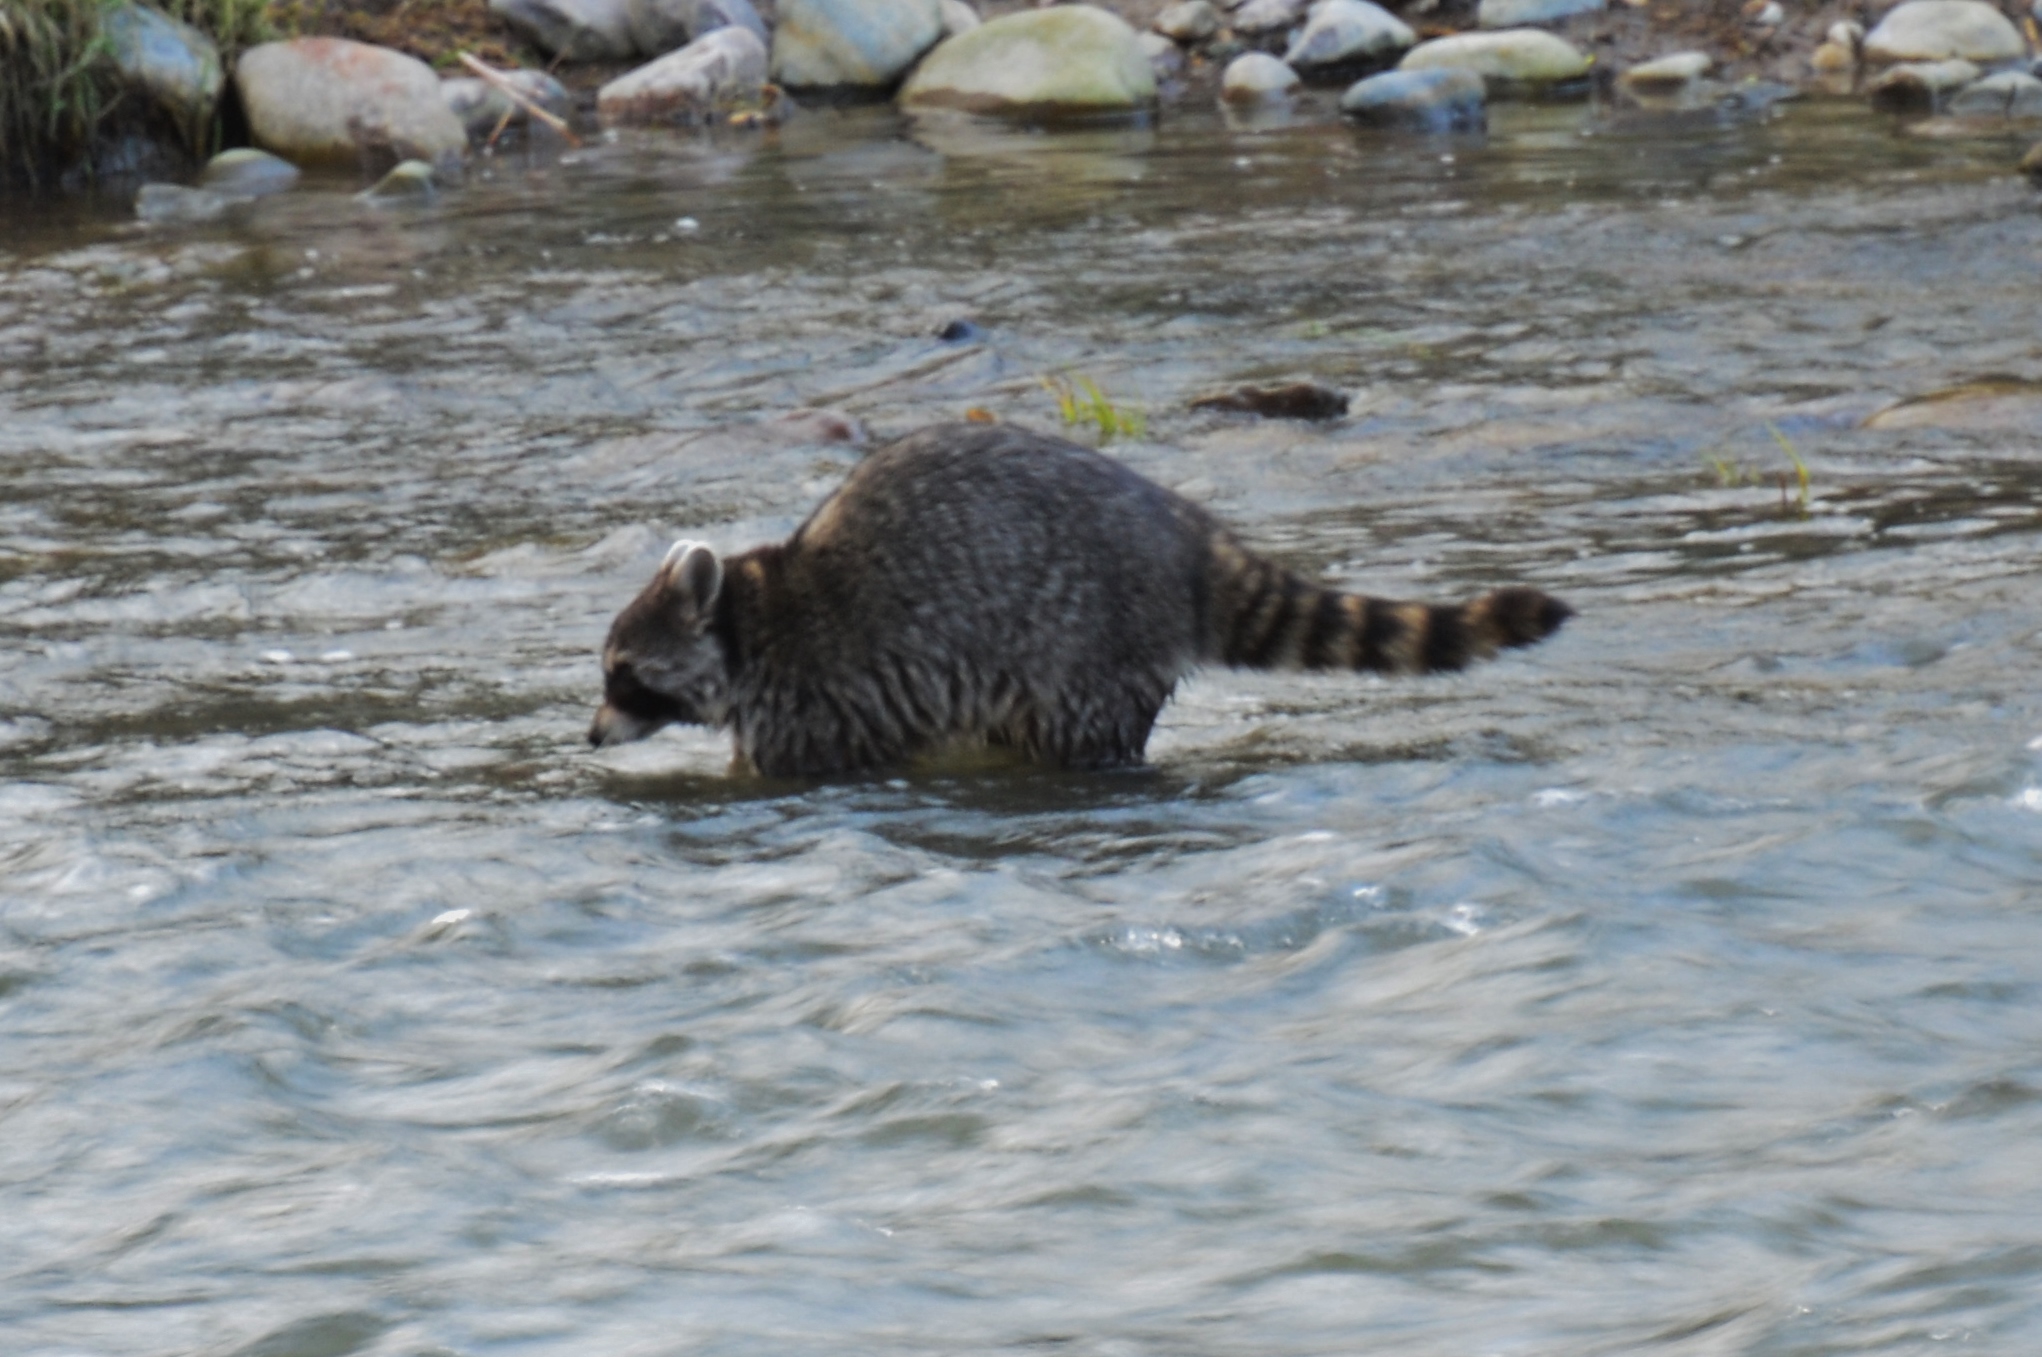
590;422;1569;777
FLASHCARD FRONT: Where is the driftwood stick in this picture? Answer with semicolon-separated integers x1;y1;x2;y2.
457;52;583;147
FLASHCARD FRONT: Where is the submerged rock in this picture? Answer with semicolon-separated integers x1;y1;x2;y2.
599;27;769;124
1191;381;1349;420
773;0;945;90
134;182;235;224
357;159;439;203
1398;29;1592;91
1948;70;2042;117
1153;0;1221;44
1867;58;1980;112
1476;0;1604;28
490;0;639;60
1341;66;1485;129
102;3;223;142
1284;0;1415;72
1619;50;1712;96
1220;51;1302;101
200;148;301;197
236;39;469;172
1862;0;2025;65
900;7;1156;116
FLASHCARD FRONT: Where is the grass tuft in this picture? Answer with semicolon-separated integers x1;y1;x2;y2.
1040;372;1146;443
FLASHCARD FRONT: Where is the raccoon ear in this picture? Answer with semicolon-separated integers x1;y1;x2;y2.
660;540;723;615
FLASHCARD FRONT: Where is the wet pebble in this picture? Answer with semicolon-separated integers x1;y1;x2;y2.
1341;66;1485;130
1617;50;1712;99
357;159;439;204
1220;51;1302;102
1283;0;1415;73
1229;0;1311;40
200;148;301;197
1398;29;1592;92
899;8;1155;116
1153;0;1221;44
1190;380;1349;420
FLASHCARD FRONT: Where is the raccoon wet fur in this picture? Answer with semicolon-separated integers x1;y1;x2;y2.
590;422;1570;777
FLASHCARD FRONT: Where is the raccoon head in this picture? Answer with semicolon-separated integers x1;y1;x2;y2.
589;540;730;748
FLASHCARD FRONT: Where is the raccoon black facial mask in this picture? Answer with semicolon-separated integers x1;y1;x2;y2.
591;423;1570;777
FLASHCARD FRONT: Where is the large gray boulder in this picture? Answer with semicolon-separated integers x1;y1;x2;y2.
1283;0;1414;71
1341;66;1484;129
599;27;769;124
1862;0;2026;65
899;7;1156;115
235;39;469;172
102;2;222;141
490;0;639;60
1397;29;1592;89
627;0;770;55
773;0;945;89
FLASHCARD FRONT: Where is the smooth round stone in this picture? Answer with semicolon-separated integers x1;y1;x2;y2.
1619;50;1712;94
1476;0;1604;28
1340;65;1484;129
772;0;945;89
199;148;300;197
1220;51;1302;101
236;39;468;172
899;7;1156;116
1863;1;2025;65
102;2;223;132
490;0;638;60
1948;69;2042;117
357;159;438;203
1154;0;1221;43
1284;0;1414;70
1229;0;1310;37
598;27;769;125
1398;29;1592;88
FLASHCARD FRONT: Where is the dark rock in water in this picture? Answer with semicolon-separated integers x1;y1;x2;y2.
135;182;236;224
1191;381;1349;420
1342;67;1485;131
357;159;439;203
1866;59;1978;113
937;318;987;342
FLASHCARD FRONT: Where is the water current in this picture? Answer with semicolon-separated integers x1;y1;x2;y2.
3;97;2041;1355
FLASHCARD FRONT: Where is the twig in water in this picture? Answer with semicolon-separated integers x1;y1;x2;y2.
457;52;582;147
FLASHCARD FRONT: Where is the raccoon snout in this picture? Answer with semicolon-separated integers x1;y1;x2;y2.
588;702;654;749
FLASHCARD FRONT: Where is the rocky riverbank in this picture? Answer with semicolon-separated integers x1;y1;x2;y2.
5;0;2041;195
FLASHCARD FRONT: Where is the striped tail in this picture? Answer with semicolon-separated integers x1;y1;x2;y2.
1207;538;1570;675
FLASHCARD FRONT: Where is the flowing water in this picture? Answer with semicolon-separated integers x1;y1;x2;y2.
4;97;2042;1355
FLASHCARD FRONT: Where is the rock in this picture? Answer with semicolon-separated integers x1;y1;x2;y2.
357;159;439;203
2023;139;2042;179
1829;20;1865;49
1948;70;2042;117
1341;66;1485;129
199;148;300;197
102;2;223;142
442;70;573;140
1398;29;1592;90
235;39;469;173
599;27;769;124
899;7;1156;116
628;0;770;55
489;0;639;60
1221;51;1303;100
773;0;945;89
134;182;235;224
1476;0;1604;28
1284;0;1414;71
1154;0;1221;43
1619;50;1712;96
1862;1;2025;65
1867;58;1980;112
1230;0;1310;38
1864;379;2042;430
1140;30;1188;79
1809;40;1858;84
1191;380;1349;420
940;0;981;36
